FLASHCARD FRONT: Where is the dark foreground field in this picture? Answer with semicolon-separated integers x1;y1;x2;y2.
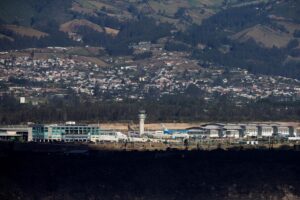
1;148;300;200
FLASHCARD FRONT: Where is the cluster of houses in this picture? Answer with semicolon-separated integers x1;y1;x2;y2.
1;44;300;103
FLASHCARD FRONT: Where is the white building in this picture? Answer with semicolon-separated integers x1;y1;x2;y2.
138;110;146;136
260;126;274;137
296;128;300;137
20;97;26;104
201;124;224;138
277;126;290;137
244;125;258;137
223;125;242;139
91;131;128;143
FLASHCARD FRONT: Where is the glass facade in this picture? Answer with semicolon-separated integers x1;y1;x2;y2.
32;125;47;140
32;124;101;142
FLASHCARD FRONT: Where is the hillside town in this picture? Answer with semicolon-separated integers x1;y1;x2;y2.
0;43;300;105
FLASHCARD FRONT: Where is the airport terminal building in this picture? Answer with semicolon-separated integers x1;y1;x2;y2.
0;127;29;141
0;121;299;143
31;123;102;142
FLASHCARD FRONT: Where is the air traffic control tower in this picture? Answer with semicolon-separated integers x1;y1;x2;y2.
139;110;146;136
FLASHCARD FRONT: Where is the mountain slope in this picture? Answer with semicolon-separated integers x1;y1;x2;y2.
231;24;292;48
0;0;299;78
0;25;48;38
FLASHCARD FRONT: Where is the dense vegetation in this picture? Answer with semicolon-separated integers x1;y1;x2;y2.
0;0;73;26
0;94;299;124
0;15;173;55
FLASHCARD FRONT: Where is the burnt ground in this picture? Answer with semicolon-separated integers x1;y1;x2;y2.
1;149;300;200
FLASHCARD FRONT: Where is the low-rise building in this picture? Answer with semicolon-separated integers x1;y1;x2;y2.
243;125;259;137
259;125;274;137
276;126;291;137
31;124;129;142
201;124;224;138
31;123;101;142
223;125;242;138
186;127;208;140
0;127;30;141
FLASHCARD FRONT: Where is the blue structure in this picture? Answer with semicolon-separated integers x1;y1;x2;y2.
163;129;188;135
